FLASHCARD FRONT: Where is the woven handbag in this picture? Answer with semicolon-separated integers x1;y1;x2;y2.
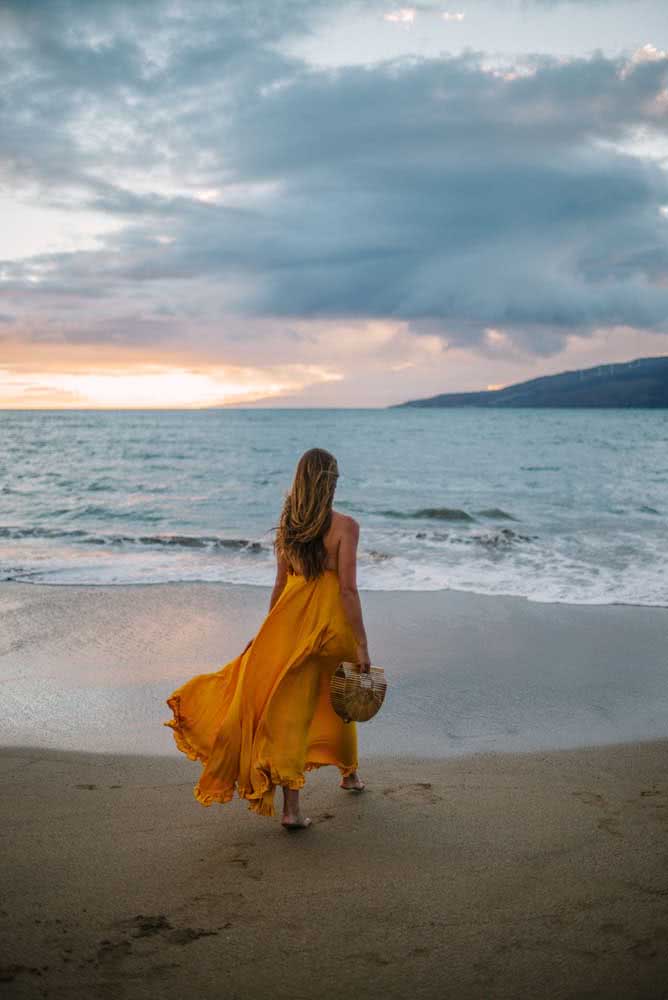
330;662;387;724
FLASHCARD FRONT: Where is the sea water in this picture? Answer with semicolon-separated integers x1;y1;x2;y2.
1;407;666;606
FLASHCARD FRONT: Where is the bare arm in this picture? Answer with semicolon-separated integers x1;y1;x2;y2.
269;549;289;612
338;518;370;671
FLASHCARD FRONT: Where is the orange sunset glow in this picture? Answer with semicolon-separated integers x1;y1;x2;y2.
0;364;344;409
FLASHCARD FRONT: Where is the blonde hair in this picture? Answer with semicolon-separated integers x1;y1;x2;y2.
274;448;339;580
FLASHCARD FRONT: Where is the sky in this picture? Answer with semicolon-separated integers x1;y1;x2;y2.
1;0;667;408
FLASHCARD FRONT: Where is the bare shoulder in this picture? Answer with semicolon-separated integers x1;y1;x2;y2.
330;510;359;537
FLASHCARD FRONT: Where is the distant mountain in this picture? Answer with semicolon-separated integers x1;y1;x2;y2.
391;356;668;409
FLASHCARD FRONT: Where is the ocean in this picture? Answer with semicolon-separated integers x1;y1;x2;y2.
1;407;666;606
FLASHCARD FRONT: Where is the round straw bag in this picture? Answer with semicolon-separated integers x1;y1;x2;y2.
330;662;387;724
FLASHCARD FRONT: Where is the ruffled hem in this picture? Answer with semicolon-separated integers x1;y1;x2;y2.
304;760;359;778
164;690;358;818
163;694;207;764
194;784;235;807
193;764;357;818
243;762;308;817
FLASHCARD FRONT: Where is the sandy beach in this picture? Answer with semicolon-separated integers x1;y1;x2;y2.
2;580;668;997
2;740;668;999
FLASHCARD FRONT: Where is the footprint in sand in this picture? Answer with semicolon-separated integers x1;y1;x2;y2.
383;782;440;806
572;790;626;838
129;914;173;938
597;816;623;838
165;927;219;945
109;914;172;941
225;854;264;880
0;964;29;983
572;790;607;808
97;939;132;964
628;930;668;960
102;914;220;959
347;950;392;966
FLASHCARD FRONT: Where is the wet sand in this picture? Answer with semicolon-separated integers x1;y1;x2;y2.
2;580;668;997
2;740;668;999
3;580;668;758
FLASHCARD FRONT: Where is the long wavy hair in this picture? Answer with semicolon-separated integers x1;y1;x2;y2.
274;448;339;580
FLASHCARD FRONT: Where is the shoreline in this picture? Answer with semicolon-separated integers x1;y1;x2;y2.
2;739;668;997
5;730;668;766
2;574;667;610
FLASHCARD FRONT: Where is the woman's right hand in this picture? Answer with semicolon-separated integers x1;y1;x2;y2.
355;642;371;674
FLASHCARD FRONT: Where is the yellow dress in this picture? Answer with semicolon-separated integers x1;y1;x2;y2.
163;568;359;817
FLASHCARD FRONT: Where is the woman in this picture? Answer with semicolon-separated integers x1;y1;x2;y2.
164;447;371;831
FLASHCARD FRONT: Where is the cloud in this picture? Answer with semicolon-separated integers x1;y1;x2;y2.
383;6;465;25
631;43;667;64
384;8;417;23
0;0;667;371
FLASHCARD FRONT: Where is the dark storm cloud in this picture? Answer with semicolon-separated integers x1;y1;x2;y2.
1;0;667;356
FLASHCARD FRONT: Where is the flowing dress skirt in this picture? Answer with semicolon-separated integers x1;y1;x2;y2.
163;568;359;817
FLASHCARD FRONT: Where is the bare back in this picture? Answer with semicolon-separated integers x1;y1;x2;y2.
282;509;359;594
322;510;357;580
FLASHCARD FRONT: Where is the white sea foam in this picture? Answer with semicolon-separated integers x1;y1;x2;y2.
1;408;667;606
3;536;666;607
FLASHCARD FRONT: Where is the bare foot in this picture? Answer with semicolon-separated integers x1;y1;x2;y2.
281;786;312;829
340;771;365;792
281;813;312;830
